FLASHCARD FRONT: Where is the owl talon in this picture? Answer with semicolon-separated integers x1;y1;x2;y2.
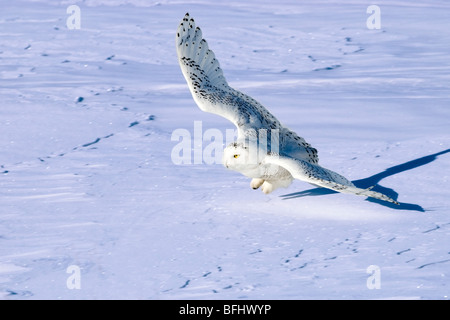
261;181;274;194
250;178;264;190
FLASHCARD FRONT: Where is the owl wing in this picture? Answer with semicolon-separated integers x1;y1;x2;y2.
263;154;399;204
176;13;282;139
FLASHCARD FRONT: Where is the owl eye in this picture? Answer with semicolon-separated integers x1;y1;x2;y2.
233;154;240;159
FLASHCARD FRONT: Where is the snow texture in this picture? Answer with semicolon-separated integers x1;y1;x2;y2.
0;0;449;299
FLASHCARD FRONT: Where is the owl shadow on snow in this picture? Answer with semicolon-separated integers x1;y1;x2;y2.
280;148;450;212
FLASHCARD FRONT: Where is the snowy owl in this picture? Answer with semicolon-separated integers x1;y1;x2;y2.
176;13;398;204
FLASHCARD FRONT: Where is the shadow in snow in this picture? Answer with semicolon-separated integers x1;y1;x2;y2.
281;149;450;212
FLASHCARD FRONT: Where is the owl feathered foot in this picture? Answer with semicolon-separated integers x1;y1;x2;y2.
250;178;265;190
251;178;294;194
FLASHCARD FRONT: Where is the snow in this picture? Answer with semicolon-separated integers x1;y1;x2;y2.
1;0;449;300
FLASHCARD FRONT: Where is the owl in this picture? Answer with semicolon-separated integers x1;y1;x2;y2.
176;13;398;205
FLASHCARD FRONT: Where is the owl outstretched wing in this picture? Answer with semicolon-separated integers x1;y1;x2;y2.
176;13;282;138
263;154;399;204
176;13;318;163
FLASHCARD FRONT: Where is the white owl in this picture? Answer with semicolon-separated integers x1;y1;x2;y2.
176;13;398;205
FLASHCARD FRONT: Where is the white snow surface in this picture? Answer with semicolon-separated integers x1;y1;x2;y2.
0;0;449;300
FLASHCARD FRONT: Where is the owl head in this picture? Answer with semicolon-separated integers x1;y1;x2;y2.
222;141;259;172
